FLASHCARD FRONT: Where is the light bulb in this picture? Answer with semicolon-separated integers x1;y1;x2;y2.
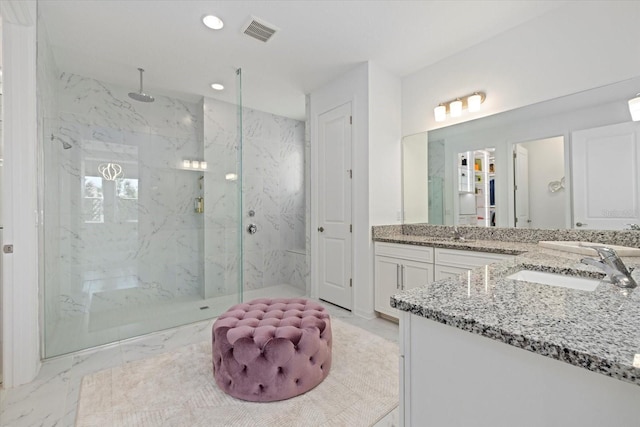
629;94;640;121
450;100;463;117
434;105;447;122
202;15;224;30
183;160;191;168
467;93;482;112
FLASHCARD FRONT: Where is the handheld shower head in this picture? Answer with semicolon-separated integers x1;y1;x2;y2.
51;134;72;149
128;67;155;103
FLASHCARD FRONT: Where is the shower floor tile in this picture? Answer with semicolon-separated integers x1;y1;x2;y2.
44;284;307;357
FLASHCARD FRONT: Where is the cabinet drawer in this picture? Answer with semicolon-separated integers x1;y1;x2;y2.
435;248;513;268
434;264;471;280
375;242;434;263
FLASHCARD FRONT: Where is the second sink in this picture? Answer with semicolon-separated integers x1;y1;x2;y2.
506;269;601;292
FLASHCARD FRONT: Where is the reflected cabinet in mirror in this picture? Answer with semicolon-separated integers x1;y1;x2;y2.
402;75;640;230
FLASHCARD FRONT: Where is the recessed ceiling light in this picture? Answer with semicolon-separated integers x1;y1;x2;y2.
211;83;224;91
203;15;224;30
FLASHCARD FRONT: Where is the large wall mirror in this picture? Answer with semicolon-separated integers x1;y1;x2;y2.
402;75;640;230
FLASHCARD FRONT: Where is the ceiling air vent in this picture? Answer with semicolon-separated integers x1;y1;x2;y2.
242;17;278;43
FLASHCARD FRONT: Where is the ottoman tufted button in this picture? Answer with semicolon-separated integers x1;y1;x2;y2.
212;298;332;402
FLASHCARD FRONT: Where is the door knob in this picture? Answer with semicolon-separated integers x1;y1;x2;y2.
576;222;588;227
317;226;324;232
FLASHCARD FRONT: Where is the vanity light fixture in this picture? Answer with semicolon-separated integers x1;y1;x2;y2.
629;93;640;121
203;15;224;30
433;91;486;122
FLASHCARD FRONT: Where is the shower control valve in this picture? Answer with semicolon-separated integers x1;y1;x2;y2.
247;223;258;234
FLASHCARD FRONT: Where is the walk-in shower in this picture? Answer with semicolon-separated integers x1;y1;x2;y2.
38;10;308;357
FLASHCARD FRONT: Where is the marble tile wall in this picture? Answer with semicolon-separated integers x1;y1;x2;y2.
203;97;307;295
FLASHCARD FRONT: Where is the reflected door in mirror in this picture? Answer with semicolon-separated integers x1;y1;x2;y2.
572;122;640;230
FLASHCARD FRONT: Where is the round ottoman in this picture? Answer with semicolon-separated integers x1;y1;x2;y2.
212;298;332;402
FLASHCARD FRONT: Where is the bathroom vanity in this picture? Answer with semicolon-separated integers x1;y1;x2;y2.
374;224;640;427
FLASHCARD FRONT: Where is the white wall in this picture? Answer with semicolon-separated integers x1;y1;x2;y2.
369;62;402;226
402;1;640;136
310;61;402;319
402;133;429;223
1;0;40;388
520;137;565;229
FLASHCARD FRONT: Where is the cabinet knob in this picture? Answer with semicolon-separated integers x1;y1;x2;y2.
317;226;325;232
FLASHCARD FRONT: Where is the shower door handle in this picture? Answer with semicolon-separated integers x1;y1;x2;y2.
247;224;258;234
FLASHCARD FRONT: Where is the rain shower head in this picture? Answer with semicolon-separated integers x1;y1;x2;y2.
128;67;155;103
51;134;72;149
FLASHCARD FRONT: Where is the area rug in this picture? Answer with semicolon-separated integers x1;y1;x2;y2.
75;318;399;427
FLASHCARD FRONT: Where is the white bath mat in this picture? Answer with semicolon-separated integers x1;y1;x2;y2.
75;318;399;426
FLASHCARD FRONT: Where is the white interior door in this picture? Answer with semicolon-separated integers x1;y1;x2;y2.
317;102;352;310
572;122;640;230
514;145;530;228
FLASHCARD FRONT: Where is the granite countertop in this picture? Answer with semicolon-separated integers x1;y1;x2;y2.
381;232;640;387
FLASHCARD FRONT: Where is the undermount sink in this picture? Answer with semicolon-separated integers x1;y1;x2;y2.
506;269;601;291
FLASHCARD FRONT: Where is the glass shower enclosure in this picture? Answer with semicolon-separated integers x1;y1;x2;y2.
39;50;245;357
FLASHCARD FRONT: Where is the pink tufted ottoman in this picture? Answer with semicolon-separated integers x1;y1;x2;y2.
212;298;332;402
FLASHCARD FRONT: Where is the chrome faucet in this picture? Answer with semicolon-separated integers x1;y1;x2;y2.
452;226;464;241
581;246;637;289
626;223;640;231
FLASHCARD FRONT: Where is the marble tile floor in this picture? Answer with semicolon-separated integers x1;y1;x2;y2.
45;284;307;357
1;297;399;427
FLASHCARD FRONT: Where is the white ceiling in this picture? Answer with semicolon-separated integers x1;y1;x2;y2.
39;1;565;120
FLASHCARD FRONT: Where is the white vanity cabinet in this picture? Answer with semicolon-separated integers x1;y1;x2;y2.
374;243;434;319
375;243;514;319
434;247;514;280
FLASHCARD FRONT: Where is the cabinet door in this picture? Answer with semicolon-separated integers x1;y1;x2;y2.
402;259;434;290
374;256;401;318
434;264;471;281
